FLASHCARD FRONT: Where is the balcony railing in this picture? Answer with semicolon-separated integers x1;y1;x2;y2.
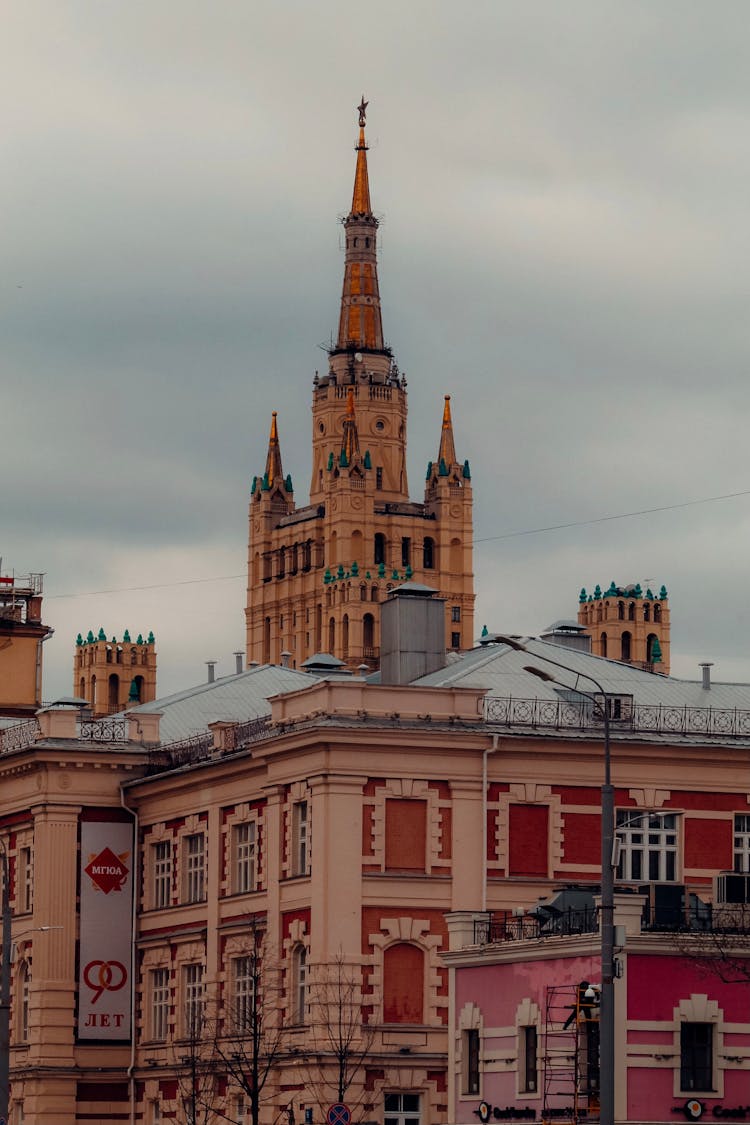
0;718;40;755
474;908;599;945
484;695;750;740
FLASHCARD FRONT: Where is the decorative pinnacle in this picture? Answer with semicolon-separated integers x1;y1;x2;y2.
264;411;284;488
358;96;368;127
351;97;371;214
437;395;457;467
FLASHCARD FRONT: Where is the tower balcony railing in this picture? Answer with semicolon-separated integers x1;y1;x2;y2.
483;695;750;740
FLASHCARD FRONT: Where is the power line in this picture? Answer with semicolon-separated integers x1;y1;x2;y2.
44;486;750;601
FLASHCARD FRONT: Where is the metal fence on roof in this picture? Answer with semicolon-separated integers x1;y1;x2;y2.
483;695;750;739
0;718;40;755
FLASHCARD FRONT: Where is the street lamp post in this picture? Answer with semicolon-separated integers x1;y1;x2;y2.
495;637;615;1125
0;840;11;1125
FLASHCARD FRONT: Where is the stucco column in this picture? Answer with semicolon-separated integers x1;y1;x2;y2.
262;785;285;955
205;805;221;990
449;779;484;910
307;773;363;964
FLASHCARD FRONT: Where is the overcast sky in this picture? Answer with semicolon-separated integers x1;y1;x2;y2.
4;1;750;701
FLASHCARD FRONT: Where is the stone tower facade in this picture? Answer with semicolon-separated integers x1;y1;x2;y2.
74;628;157;716
577;580;671;674
245;102;474;670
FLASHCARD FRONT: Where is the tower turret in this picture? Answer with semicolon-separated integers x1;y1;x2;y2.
74;629;157;716
577;581;671;674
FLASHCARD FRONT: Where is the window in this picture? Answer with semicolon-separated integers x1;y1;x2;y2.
291;945;307;1024
184;834;205;903
451;632;461;649
232;955;255;1031
423;537;434;570
616;811;678;882
17;962;30;1043
233;822;257;894
374;533;386;565
376;467;383;490
734;814;750;873
151;967;170;1040
292;801;308;876
235;1097;249;1124
463;1028;480;1094
183;963;205;1038
148;1102;162;1125
384;1093;420;1125
18;846;32;913
383;944;424;1023
520;1025;537;1092
152;840;172;909
621;631;632;662
680;1023;714;1091
401;537;411;567
451;606;461;623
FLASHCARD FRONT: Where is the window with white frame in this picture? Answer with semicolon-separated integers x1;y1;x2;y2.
616;810;678;882
233;821;257;894
183;834;205;903
152;840;172;909
680;1022;714;1092
231;955;255;1031
18;846;32;914
235;1095;249;1123
520;1024;538;1092
384;1093;420;1125
150;967;170;1040
182;963;205;1037
292;801;308;876
733;814;750;873
291;944;307;1024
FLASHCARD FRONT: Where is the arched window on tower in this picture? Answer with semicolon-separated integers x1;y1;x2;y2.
315;604;322;650
342;614;349;659
621;631;632;662
108;674;119;714
654;603;662;623
263;618;271;664
374;534;386;566
644;603;651;622
371;585;379;602
600;633;607;657
617;601;624;621
383;943;424;1024
363;613;375;655
328;617;336;653
628;602;636;621
646;633;658;663
423;537;435;570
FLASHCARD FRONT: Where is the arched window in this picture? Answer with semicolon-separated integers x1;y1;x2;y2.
79;677;85;699
17;961;30;1042
628;602;636;621
90;674;97;707
106;646;113;664
423;537;435;570
621;631;632;662
133;675;144;703
351;529;363;564
360;583;368;602
363;613;375;653
600;632;607;657
654;604;662;623
646;633;658;662
108;674;119;713
278;546;286;579
383;943;424;1024
263;617;271;664
302;540;312;571
291;945;307;1024
617;601;624;621
371;585;379;602
374;533;386;566
643;603;650;622
131;648;137;665
342;614;349;658
328;617;336;653
315;604;322;650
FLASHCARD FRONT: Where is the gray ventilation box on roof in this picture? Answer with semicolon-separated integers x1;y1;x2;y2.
540;620;592;654
380;583;446;685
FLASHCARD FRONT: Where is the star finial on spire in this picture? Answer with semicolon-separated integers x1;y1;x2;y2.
358;96;368;128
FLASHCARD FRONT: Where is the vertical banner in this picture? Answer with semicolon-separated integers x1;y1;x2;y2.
78;820;134;1040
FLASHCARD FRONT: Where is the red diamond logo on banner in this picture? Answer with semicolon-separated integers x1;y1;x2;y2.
84;847;129;894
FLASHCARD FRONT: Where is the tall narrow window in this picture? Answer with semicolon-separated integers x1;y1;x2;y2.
18;846;32;913
520;1025;538;1092
734;814;750;873
183;963;205;1038
328;616;335;653
621;631;632;662
376;467;383;490
233;822;257;894
463;1028;480;1094
680;1023;714;1091
292;945;307;1024
152;840;172;909
423;537;435;570
183;834;205;903
292;801;308;876
232;955;255;1031
151;967;170;1040
616;811;678;882
374;533;386;565
401;537;411;567
363;613;375;653
451;606;461;623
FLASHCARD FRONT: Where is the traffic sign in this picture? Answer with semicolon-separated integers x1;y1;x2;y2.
326;1104;351;1125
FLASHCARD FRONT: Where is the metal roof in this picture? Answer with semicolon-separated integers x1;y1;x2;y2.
125;664;314;744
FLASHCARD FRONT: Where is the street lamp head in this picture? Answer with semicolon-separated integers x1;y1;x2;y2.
524;665;557;684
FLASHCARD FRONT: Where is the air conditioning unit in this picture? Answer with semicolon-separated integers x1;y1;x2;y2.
715;872;750;905
639;883;684;928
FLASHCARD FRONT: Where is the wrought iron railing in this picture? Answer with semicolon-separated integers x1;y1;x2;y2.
78;718;128;741
484;695;750;740
474;908;599;945
0;718;40;754
149;715;273;773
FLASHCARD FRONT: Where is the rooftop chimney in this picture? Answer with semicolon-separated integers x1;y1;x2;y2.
206;661;216;684
699;662;713;690
280;650;292;668
380;583;446;685
234;651;244;675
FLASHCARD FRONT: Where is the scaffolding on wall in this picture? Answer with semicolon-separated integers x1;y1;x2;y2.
542;983;600;1124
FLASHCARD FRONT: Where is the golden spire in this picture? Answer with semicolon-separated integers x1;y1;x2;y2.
438;395;457;467
341;388;361;464
264;411;284;487
351;95;371;215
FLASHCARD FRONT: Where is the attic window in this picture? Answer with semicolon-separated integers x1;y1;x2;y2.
555;687;634;723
